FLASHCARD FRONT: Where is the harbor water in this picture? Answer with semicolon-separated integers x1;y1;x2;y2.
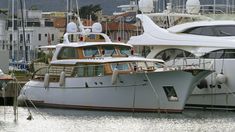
1;106;235;132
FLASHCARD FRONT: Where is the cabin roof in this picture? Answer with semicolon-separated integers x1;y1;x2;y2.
50;56;164;65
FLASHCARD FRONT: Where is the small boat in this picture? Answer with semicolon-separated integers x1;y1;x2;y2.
0;69;12;98
18;18;212;113
0;69;12;86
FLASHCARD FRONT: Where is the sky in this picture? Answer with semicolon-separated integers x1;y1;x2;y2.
0;0;234;15
0;0;129;15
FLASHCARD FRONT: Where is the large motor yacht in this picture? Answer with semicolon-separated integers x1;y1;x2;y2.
128;14;235;109
18;20;212;113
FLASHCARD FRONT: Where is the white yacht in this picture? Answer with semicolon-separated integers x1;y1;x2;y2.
18;20;212;113
128;14;235;109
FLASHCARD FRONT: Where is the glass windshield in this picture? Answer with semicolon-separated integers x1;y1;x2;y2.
119;46;131;56
57;47;78;59
102;45;116;56
83;46;99;57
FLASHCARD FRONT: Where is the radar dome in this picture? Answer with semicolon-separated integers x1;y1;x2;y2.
139;0;154;13
186;0;201;14
66;22;78;33
92;23;102;33
0;69;4;76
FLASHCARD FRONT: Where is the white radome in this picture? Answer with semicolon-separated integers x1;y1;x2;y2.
138;0;154;13
186;0;201;14
0;69;4;76
66;22;78;33
92;23;102;33
216;73;227;84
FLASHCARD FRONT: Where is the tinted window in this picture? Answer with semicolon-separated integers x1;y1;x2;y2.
83;46;99;57
119;46;131;56
200;27;214;36
163;86;178;101
184;27;202;35
102;45;116;56
184;26;215;36
201;49;235;59
58;47;78;59
155;49;195;61
214;25;235;36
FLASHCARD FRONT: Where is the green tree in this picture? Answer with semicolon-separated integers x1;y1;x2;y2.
79;4;102;21
30;5;38;10
0;9;7;15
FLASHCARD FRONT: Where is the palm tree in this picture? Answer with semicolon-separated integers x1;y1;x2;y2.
79;4;102;21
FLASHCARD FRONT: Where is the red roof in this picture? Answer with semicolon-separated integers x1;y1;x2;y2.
102;22;136;31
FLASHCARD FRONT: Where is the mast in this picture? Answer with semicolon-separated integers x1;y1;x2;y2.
19;0;27;62
12;0;15;61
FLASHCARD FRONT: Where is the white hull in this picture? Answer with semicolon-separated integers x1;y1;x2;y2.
166;59;235;109
19;70;211;112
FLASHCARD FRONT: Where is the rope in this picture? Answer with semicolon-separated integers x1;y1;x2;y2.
13;75;47;120
144;72;161;113
224;84;235;98
132;86;136;114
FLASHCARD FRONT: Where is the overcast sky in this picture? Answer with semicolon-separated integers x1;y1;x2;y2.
0;0;129;15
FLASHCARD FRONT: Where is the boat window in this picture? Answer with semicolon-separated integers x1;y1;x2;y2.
184;26;215;36
75;64;104;77
134;62;147;70
214;25;235;36
155;49;195;61
111;63;129;71
155;62;164;68
119;46;131;56
57;47;78;59
163;86;178;101
83;46;99;57
201;49;235;59
88;34;96;39
67;34;79;42
102;45;116;56
141;46;151;57
86;34;105;42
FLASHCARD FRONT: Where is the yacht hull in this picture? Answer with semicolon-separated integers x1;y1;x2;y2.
165;59;235;109
18;70;211;112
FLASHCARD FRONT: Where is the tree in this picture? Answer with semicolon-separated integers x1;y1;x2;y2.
0;9;7;15
30;5;38;10
79;4;102;21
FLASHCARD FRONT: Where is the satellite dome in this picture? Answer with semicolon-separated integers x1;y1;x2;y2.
66;22;78;33
186;0;201;14
0;69;4;76
139;0;154;13
92;23;102;33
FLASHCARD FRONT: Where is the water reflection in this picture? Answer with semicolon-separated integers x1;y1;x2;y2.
1;106;235;132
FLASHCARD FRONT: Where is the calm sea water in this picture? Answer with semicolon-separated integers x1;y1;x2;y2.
1;106;235;132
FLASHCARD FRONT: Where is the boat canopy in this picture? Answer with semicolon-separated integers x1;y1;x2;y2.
128;14;235;48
